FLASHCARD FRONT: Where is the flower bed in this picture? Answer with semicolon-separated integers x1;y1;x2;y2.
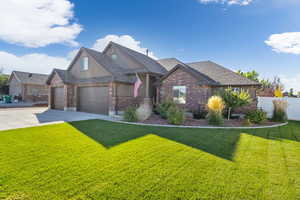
142;114;280;127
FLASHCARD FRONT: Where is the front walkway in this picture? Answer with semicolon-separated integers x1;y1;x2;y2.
0;107;116;131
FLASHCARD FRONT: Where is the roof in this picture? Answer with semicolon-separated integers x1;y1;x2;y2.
104;42;167;75
82;47;127;76
10;71;48;85
187;61;261;86
157;58;185;71
158;58;260;86
158;64;218;86
46;68;68;85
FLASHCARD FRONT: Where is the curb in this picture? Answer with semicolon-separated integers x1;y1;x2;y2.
106;120;289;129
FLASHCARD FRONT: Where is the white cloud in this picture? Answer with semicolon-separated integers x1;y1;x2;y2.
265;32;300;55
0;51;70;74
0;34;157;75
280;74;300;93
92;35;157;59
0;0;82;48
197;0;252;6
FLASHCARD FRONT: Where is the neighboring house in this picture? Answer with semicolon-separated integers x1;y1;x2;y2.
8;71;49;102
46;42;261;115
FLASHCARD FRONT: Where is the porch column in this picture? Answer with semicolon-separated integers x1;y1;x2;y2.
146;73;150;98
108;82;117;116
48;86;52;109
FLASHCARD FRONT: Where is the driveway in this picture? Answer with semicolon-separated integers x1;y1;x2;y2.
0;107;116;131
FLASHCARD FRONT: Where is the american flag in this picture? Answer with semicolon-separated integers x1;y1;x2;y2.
134;73;142;98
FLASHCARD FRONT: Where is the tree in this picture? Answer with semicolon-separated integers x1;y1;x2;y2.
237;70;272;89
289;88;294;97
237;70;259;82
222;88;252;120
0;67;9;89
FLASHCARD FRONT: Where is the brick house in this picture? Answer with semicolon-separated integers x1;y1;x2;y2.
157;59;261;113
8;71;48;102
46;42;261;115
46;42;166;115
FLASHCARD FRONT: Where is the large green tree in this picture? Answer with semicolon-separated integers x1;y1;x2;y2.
237;70;273;89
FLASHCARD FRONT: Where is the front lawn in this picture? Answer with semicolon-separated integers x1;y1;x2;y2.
1;120;300;200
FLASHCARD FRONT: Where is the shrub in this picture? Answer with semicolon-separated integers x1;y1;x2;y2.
193;109;208;119
245;109;267;124
272;100;288;122
206;111;224;126
123;106;138;122
206;96;225;126
156;100;177;119
166;105;185;125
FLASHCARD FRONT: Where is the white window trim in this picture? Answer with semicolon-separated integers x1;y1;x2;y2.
172;86;187;104
81;57;89;71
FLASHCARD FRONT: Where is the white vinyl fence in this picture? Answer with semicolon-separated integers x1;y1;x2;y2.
258;97;300;121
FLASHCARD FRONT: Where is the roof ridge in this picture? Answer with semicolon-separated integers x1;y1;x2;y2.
13;70;48;76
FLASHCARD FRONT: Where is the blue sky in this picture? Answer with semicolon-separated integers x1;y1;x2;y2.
0;0;299;91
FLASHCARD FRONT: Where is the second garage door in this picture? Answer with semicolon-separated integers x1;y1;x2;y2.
78;86;109;114
53;87;64;110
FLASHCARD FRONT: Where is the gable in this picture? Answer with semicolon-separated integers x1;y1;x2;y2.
8;73;20;85
50;72;64;87
103;45;144;70
69;49;111;79
162;67;199;86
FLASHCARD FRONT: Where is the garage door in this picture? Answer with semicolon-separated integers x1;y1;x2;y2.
53;87;64;110
79;86;108;114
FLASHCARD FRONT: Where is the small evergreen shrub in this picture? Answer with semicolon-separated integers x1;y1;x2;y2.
245;109;267;124
206;96;225;126
156;100;177;119
272;100;288;122
167;106;185;125
206;111;224;126
123;106;138;122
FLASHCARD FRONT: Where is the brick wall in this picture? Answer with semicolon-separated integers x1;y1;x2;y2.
160;68;212;112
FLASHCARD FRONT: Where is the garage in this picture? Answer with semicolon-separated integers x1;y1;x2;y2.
53;87;64;110
78;86;109;114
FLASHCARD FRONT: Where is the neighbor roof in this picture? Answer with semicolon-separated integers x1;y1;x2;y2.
10;71;48;85
187;61;261;86
104;42;167;75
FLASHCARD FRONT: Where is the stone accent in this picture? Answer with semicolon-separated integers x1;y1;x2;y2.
160;68;212;112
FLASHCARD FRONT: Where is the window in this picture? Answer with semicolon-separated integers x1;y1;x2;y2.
81;57;89;71
173;86;186;104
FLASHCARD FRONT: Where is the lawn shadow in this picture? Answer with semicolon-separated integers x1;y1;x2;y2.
68;120;242;161
68;120;300;161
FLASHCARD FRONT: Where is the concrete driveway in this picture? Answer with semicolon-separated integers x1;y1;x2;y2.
0;107;115;131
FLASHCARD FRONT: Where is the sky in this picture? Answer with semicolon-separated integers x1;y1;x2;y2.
0;0;299;92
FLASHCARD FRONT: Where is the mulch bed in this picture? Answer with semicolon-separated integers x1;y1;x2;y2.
142;114;279;127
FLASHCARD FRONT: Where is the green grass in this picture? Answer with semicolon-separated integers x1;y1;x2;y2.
1;120;300;200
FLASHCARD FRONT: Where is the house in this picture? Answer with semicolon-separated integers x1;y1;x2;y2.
46;42;261;115
8;71;49;102
157;58;261;112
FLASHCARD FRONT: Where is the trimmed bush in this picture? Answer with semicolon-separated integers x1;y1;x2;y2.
245;109;267;124
167;105;185;125
156;100;177;119
206;111;224;126
123;106;138;122
272;100;288;122
206;96;225;126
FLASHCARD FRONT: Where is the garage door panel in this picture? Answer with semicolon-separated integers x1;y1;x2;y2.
79;86;108;114
53;87;64;110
